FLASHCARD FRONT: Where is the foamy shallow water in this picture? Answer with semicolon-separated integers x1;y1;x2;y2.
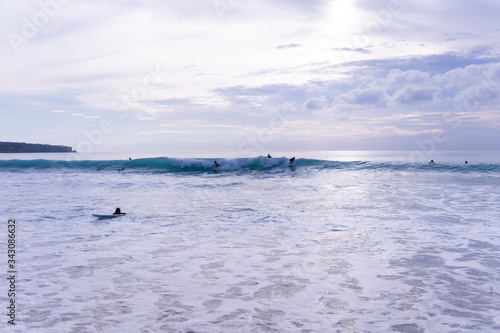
1;154;499;332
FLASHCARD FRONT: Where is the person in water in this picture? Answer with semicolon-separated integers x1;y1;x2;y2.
113;208;126;215
212;160;220;168
268;154;272;158
465;161;468;164
289;157;295;165
429;160;435;164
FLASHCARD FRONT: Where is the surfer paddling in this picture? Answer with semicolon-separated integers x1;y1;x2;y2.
113;208;126;215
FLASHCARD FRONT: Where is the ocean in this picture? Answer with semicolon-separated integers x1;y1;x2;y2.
0;151;499;332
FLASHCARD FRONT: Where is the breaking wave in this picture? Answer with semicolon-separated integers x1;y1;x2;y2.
1;156;499;174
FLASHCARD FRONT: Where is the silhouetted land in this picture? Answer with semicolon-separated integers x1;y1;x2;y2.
0;142;75;153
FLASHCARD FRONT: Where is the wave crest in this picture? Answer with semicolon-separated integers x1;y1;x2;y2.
0;156;499;173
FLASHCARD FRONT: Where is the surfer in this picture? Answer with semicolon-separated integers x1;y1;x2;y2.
113;208;126;215
429;160;435;164
212;160;220;168
268;154;272;158
465;161;468;164
289;157;295;165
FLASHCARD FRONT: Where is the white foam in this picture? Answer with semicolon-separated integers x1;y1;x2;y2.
1;153;499;332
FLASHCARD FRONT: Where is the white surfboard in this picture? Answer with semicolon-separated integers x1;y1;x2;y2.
92;214;126;219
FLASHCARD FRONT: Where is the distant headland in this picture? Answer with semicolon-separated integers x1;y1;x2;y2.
0;142;75;153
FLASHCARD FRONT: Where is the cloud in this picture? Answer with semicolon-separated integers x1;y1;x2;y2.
53;110;101;119
336;88;388;106
394;87;438;104
209;54;500;127
435;62;500;99
213;84;310;109
442;32;478;42
303;95;329;111
277;44;302;49
385;69;433;86
344;52;500;76
141;129;192;135
333;47;372;55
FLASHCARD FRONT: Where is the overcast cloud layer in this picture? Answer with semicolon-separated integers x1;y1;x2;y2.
1;0;499;154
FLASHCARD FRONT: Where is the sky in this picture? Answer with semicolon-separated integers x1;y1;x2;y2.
1;0;499;155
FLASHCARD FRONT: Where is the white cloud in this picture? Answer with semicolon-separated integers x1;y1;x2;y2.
53;110;101;119
394;87;438;104
303;95;329;111
336;88;388;107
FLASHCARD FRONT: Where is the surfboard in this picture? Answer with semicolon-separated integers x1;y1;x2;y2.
92;214;126;219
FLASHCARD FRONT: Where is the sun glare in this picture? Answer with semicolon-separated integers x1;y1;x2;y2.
328;0;359;37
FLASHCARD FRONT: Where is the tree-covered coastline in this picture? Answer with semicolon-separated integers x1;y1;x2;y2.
0;142;74;153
